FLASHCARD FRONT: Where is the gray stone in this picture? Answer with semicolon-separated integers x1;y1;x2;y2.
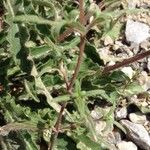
113;130;122;144
120;120;150;150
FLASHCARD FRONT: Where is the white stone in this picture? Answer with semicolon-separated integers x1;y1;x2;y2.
117;141;137;150
115;107;127;120
113;44;120;50
147;58;150;72
90;109;103;120
121;67;135;79
129;112;147;124
125;19;150;44
137;71;150;91
95;121;106;135
98;47;111;64
127;0;139;8
104;35;114;46
107;61;115;66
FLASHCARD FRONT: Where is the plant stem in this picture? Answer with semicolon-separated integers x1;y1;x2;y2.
79;0;85;25
57;28;74;42
48;0;85;149
102;50;150;74
67;36;86;92
48;102;67;150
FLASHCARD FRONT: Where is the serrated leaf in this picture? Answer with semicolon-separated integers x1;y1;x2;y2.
28;57;61;112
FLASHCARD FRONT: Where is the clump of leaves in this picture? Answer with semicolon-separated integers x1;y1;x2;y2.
0;0;148;150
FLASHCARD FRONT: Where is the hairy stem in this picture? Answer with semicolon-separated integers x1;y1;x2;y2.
57;27;74;42
48;0;85;149
102;50;150;74
67;36;86;92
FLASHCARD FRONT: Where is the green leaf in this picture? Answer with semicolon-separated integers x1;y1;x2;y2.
76;135;100;150
85;43;103;66
13;15;53;25
45;36;80;51
137;106;150;114
102;21;122;40
19;131;39;150
7;66;20;77
110;71;130;82
31;0;56;15
86;89;114;103
24;79;40;102
123;82;144;96
59;36;80;50
0;122;37;136
27;57;61;112
7;24;21;64
74;80;87;117
51;21;67;40
30;45;52;59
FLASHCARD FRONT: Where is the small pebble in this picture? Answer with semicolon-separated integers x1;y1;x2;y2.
140;41;150;50
147;58;150;72
115;107;127;120
127;0;138;8
113;130;122;144
129;112;147;124
95;121;106;135
104;35;114;46
121;67;135;79
90;109;103;120
137;71;150;91
117;141;137;150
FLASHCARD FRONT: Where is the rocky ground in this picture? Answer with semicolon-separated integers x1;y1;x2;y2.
91;0;150;150
0;0;150;150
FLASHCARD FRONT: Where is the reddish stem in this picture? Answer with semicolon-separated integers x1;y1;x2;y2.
48;0;85;149
102;50;150;74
